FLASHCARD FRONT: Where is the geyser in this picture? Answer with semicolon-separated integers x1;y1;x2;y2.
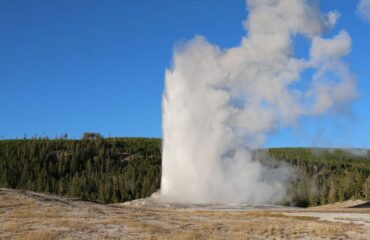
161;0;356;204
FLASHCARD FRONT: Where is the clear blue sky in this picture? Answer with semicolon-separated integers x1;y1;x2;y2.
0;0;369;148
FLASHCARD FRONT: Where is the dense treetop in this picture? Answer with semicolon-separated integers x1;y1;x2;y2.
0;134;369;207
0;134;161;203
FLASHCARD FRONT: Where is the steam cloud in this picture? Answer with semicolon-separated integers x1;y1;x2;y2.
358;0;370;23
161;0;356;204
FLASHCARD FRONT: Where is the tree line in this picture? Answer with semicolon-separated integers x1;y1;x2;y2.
0;133;161;203
0;134;369;206
266;148;370;207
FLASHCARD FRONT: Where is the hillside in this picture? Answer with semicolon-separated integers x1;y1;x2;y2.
0;135;161;203
266;148;370;206
0;135;369;207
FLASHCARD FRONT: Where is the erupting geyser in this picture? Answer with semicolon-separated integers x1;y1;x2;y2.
161;0;356;204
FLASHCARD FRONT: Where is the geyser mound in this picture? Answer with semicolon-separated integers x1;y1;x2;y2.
124;191;295;210
161;0;356;204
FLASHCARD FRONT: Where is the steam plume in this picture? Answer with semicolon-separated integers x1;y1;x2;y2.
161;0;356;204
358;0;370;23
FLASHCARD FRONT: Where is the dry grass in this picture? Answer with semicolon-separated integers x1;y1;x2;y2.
102;207;363;239
2;222;21;232
309;200;367;210
0;188;368;240
16;231;58;240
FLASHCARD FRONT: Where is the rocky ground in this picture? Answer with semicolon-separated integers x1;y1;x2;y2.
0;188;369;239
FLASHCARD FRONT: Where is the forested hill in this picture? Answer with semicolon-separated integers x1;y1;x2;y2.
0;134;369;207
0;134;162;203
267;148;370;207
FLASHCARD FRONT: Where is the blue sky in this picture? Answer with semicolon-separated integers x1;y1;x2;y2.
0;0;369;148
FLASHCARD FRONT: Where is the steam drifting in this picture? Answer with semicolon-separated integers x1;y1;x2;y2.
161;0;356;204
358;0;370;23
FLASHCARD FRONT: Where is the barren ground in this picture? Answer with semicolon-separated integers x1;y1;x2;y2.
0;188;369;240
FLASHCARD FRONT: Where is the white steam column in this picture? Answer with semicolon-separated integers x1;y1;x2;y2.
161;0;356;204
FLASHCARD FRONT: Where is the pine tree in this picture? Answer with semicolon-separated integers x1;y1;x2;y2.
328;180;337;203
363;177;370;199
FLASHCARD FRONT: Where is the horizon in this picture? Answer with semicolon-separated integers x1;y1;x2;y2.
1;134;369;151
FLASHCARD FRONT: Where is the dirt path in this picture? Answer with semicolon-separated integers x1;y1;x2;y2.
0;188;369;239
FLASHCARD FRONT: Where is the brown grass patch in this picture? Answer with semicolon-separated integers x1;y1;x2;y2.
16;231;58;240
0;188;368;240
